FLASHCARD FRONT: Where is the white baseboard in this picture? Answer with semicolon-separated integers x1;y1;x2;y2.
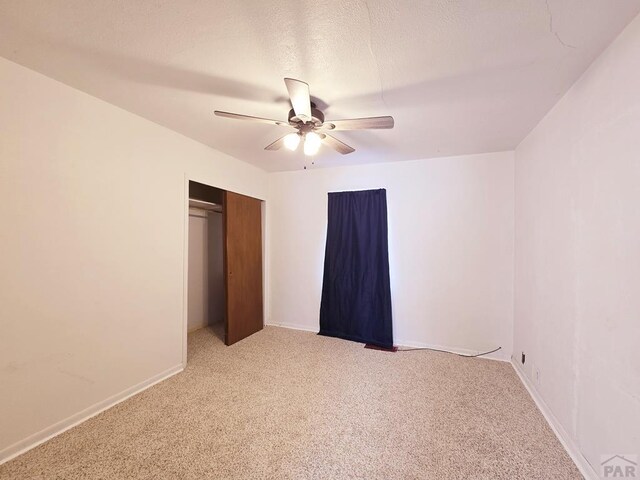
511;360;597;480
266;323;508;362
0;337;593;479
0;364;184;465
265;321;319;333
394;338;510;362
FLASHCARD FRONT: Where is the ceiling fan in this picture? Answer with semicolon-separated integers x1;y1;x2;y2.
214;78;394;156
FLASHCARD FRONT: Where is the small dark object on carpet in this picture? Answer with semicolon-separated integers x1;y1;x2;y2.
364;344;398;352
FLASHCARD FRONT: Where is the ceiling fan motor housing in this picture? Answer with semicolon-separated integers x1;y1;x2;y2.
288;102;324;127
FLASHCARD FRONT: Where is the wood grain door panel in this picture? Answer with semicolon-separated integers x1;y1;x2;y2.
224;191;263;345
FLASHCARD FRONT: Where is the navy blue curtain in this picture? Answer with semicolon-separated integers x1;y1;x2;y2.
319;189;393;348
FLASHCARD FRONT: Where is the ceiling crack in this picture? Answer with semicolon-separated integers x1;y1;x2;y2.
361;0;389;109
545;0;577;49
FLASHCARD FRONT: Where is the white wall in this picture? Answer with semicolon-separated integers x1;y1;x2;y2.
514;12;640;475
188;210;209;332
267;152;514;360
207;212;225;326
0;57;267;458
187;209;224;331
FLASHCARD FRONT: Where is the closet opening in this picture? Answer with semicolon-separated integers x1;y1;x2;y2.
185;180;264;364
187;197;225;341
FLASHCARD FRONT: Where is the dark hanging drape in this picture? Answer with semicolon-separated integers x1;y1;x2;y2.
318;189;393;348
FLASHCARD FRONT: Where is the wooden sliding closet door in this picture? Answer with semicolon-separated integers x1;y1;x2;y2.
223;191;263;345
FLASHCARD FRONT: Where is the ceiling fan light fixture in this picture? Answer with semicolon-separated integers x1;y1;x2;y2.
303;132;321;156
283;132;301;151
215;78;394;158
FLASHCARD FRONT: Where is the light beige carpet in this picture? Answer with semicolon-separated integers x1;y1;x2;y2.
0;326;582;479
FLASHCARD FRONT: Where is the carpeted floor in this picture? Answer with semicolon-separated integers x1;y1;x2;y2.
0;326;582;479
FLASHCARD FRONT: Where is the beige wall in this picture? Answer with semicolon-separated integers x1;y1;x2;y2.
0;57;267;459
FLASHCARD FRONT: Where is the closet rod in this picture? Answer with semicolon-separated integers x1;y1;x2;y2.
189;211;221;218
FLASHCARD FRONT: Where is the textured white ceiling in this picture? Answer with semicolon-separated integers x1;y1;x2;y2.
1;0;639;171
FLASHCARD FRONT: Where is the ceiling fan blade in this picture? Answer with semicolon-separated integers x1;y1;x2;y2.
322;134;355;155
284;78;312;121
264;135;288;151
320;116;394;131
214;110;289;127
